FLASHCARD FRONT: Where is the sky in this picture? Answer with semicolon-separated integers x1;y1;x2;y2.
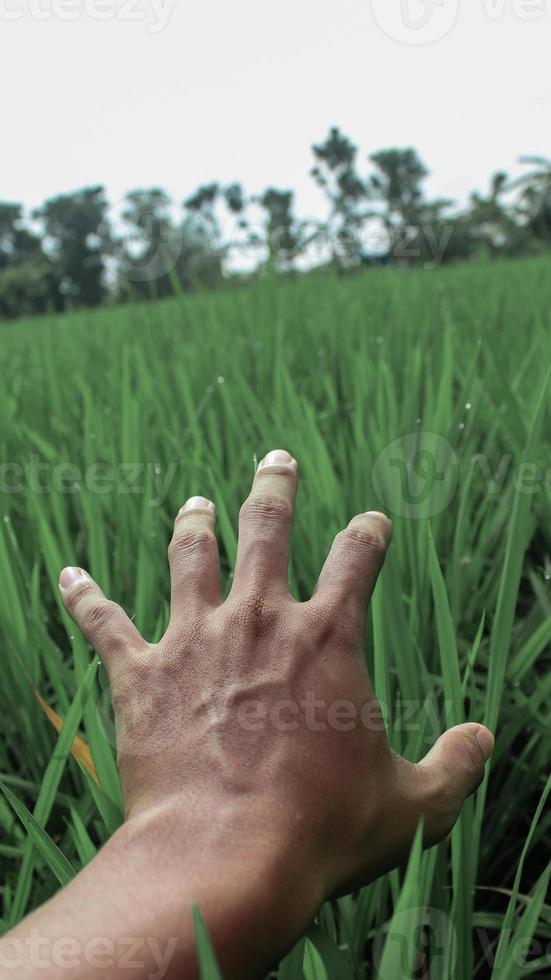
1;0;550;223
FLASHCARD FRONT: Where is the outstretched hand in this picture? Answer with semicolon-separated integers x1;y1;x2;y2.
55;449;494;975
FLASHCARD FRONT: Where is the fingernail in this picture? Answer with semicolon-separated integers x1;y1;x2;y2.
259;450;294;468
475;727;495;762
180;496;213;512
364;511;393;543
59;567;88;590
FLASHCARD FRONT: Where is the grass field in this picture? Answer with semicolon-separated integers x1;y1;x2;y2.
0;256;550;978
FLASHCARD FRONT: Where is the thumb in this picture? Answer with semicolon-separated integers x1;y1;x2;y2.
414;723;494;845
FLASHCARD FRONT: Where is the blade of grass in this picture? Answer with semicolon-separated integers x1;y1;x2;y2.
192;905;224;980
0;780;76;888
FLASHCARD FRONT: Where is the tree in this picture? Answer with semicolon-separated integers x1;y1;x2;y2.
370;148;428;217
0;202;61;317
369;149;429;256
311;127;367;263
513;156;551;243
185;182;259;272
222;183;250;251
257;188;300;269
117;188;223;297
113;188;181;299
174;217;223;291
223;183;246;220
461;172;523;258
184;184;220;236
33;186;111;307
0;256;62;319
0;202;42;271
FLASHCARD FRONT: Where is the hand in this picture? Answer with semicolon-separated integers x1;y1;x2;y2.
57;449;494;976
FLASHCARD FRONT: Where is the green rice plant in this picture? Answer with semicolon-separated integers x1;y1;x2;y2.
0;256;549;976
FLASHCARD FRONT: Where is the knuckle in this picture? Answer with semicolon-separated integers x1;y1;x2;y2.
302;601;334;642
240;494;292;528
427;772;457;815
226;593;278;637
311;597;350;638
344;524;387;556
81;598;119;638
169;526;216;563
457;732;486;780
65;580;96;612
332;608;361;644
108;656;143;703
302;594;359;646
416;769;459;844
165;615;207;651
417;734;486;845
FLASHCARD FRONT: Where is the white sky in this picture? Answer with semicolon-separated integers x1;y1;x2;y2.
1;0;550;221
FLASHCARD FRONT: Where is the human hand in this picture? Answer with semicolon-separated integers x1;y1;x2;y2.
58;449;494;974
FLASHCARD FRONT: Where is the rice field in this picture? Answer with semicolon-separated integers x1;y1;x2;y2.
0;256;550;978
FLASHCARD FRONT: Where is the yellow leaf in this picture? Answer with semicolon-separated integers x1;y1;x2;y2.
34;691;100;787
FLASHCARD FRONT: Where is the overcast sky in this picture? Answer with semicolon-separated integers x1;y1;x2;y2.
1;0;550;221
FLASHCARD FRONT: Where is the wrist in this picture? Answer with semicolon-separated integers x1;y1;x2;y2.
120;793;326;977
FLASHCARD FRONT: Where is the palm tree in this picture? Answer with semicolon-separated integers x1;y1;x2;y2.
511;156;551;242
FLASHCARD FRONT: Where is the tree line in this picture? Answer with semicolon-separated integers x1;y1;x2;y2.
1;127;550;318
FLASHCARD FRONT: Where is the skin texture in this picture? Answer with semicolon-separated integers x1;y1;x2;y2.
0;450;494;979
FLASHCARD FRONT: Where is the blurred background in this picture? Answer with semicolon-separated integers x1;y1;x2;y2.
1;0;551;315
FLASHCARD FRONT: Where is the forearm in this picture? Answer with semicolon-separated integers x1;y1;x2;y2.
0;798;324;980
